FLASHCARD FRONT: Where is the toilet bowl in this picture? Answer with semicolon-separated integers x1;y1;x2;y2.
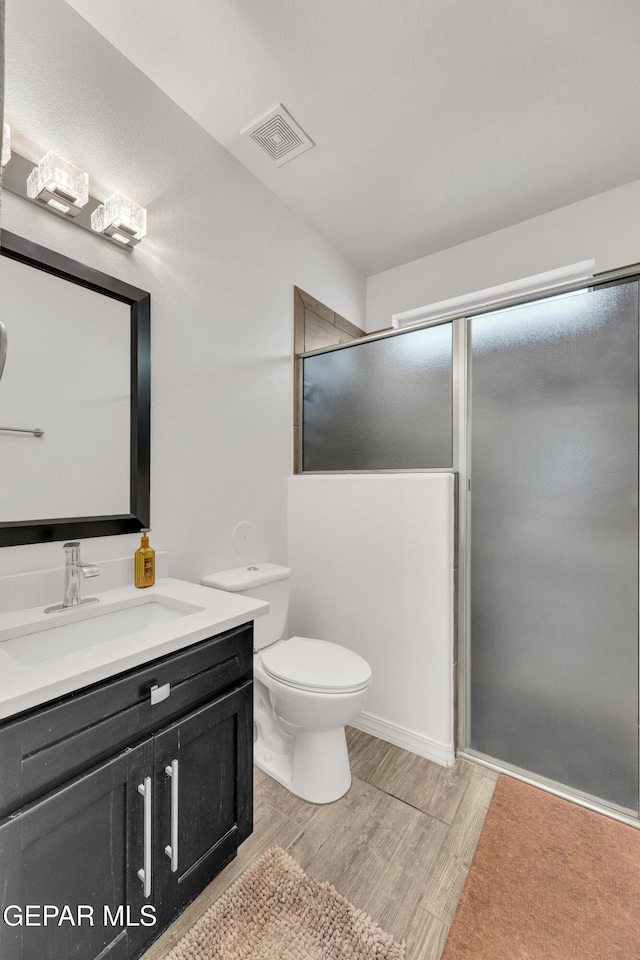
202;564;371;803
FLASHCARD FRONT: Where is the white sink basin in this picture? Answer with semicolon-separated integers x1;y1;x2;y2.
0;577;269;722
0;595;203;666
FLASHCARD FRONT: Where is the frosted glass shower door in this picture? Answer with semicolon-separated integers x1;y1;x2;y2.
469;282;639;812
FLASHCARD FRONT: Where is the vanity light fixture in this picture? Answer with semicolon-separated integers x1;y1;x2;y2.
91;192;147;246
26;150;89;217
1;123;10;167
3;134;147;249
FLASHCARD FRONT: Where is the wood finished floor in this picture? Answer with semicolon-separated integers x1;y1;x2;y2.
141;728;499;960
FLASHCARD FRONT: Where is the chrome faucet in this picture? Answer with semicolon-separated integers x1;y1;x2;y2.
44;542;100;613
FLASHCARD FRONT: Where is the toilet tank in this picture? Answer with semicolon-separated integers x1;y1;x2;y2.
201;563;291;651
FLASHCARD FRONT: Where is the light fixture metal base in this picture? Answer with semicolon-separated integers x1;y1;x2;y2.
32;184;84;217
103;223;142;247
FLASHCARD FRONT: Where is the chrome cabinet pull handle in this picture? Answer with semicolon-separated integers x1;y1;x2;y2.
150;682;171;705
137;776;152;897
164;759;179;873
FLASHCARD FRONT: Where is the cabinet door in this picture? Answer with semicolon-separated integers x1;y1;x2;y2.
154;681;253;916
0;740;155;960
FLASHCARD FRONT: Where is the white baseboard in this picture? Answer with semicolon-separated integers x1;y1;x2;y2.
351;710;455;767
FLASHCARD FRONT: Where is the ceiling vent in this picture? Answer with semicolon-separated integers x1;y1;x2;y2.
243;104;314;167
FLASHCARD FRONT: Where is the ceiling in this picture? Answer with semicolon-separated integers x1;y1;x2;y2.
63;0;640;275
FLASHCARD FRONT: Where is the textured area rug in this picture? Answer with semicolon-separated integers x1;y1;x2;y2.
165;846;405;959
441;775;640;959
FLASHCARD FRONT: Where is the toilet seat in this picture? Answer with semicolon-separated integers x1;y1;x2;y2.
261;636;371;694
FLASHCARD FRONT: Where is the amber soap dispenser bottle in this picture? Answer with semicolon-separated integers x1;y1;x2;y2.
135;529;155;588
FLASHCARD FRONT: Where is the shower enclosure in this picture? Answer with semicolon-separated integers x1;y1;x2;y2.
299;273;640;819
468;282;638;813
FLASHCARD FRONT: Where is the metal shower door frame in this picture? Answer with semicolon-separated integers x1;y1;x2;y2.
455;268;640;827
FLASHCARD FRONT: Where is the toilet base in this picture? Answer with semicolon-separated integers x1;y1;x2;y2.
254;726;352;804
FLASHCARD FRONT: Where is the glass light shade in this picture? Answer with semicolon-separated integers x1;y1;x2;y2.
26;151;89;215
91;193;147;244
1;123;10;167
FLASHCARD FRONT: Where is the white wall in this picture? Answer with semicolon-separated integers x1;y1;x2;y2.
0;0;365;592
288;474;455;765
366;179;640;332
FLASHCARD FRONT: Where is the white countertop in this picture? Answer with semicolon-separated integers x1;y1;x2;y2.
0;577;267;720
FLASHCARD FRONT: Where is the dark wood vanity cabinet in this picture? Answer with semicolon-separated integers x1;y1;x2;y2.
0;741;153;960
0;624;254;960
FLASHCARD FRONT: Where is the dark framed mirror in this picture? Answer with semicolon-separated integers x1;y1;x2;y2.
0;230;150;546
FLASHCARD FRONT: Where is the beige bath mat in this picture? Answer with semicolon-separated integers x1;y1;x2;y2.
165;846;405;959
441;776;640;959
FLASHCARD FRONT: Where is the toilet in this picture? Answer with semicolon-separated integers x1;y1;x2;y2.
201;563;371;803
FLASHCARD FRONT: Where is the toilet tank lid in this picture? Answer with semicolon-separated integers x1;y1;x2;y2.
201;562;291;592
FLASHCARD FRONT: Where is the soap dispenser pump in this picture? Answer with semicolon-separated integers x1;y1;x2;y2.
135;529;155;588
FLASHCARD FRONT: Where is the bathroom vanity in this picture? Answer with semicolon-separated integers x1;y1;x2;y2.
0;579;267;960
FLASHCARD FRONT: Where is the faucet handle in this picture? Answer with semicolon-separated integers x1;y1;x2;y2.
63;542;81;564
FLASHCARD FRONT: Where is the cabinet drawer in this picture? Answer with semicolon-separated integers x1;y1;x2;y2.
0;623;253;819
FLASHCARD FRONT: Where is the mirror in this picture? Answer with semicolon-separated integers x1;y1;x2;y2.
0;230;150;546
